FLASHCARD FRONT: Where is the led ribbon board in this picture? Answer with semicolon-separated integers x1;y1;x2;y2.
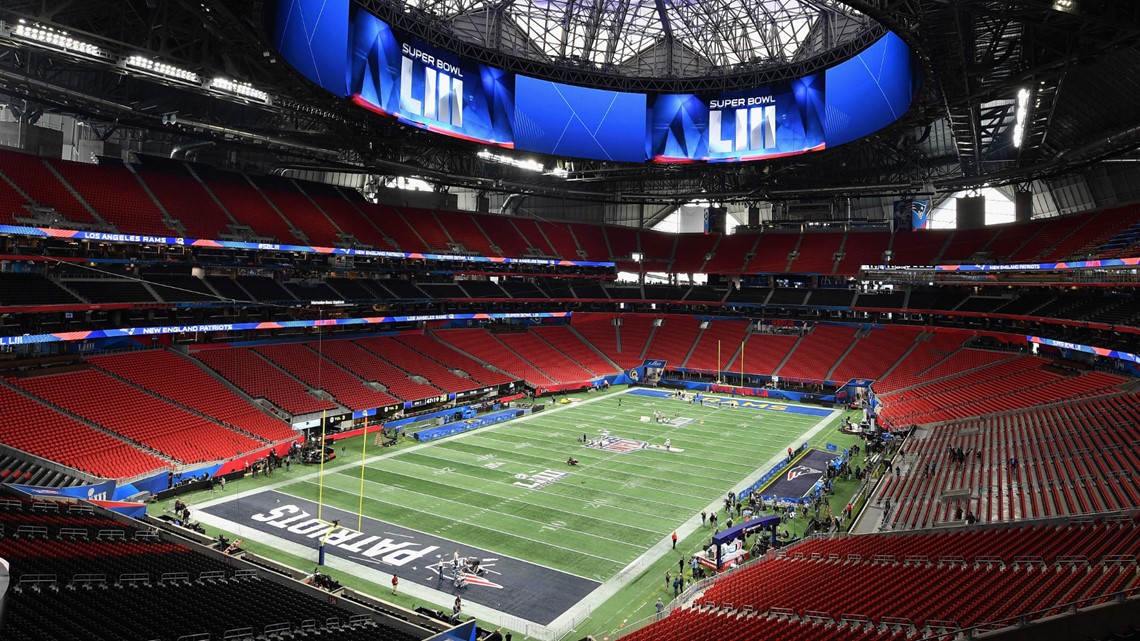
268;0;919;163
0;224;614;267
0;312;572;346
1027;336;1140;365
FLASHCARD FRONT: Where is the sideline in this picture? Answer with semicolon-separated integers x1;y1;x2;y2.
543;404;841;633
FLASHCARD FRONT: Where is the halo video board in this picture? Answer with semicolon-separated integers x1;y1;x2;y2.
268;0;919;163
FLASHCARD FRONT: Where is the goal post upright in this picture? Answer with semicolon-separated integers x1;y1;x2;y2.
358;414;369;531
317;409;328;523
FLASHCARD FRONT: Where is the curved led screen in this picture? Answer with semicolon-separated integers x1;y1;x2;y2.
267;0;919;163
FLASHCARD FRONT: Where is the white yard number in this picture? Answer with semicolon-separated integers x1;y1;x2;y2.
433;466;454;476
540;520;567;533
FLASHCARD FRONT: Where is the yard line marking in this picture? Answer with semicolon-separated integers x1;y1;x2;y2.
325;453;687;523
192;387;628;512
368;449;701;514
303;475;654;550
319;468;669;537
542;407;842;632
429;435;747;489
298;480;632;566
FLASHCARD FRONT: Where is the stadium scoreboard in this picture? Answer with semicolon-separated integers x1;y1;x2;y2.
270;0;918;163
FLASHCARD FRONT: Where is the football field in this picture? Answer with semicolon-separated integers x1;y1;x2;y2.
193;389;838;636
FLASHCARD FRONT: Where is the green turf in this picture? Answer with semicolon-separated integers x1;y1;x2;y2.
150;389;862;639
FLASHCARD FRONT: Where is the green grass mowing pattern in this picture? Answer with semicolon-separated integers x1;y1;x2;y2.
274;393;823;583
146;395;855;639
568;408;867;640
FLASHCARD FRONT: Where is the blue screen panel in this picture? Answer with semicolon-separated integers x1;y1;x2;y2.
513;76;647;162
824;31;916;147
268;0;350;96
350;11;514;146
648;74;826;162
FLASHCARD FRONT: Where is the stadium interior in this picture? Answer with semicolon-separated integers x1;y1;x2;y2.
0;0;1139;640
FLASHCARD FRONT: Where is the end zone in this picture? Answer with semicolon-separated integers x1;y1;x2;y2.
195;490;599;627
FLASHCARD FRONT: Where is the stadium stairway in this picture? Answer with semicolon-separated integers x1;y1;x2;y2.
683;520;1140;635
772;326;859;382
681;319;751;373
830;328;925;384
1047;205;1140;262
531;325;620;376
0;374;177;463
724;331;801;378
873;338;922;382
823;329;865;381
608;315;653;367
297;182;388;249
565;324;624;373
637;319;661;362
434;329;556;386
40;158;110;228
876;391;1139;528
122;162;185;235
153;163;241;238
88;351;295;444
434;209;497;255
0;448;90;488
875;348;1014;401
496;331;595;383
769;332;808;378
641;316;702;368
192;347;341;417
13;370;265;465
314;339;444;402
871;333;966;395
392;333;515;388
358;335;485;393
0;149;98;226
254;343;399;412
251;176;344;247
48;159;173;235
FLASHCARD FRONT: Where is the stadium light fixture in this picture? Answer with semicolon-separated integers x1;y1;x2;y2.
477;149;565;178
12;24;101;57
1012;87;1030;148
210;77;270;103
125;55;199;84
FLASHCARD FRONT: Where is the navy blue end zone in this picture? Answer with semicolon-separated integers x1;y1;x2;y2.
761;449;840;502
199;490;599;625
626;388;834;417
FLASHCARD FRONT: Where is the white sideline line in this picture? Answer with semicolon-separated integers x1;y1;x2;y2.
192;389;623;512
542;407;842;632
193;390;842;638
